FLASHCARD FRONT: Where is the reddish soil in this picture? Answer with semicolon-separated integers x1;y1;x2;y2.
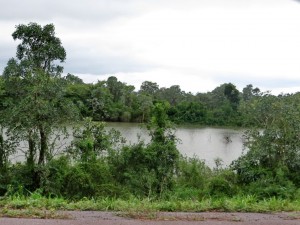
0;211;300;225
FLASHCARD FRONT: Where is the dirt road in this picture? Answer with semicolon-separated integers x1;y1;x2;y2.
1;211;300;225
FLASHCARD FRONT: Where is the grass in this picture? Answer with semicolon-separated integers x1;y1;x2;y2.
1;192;300;218
0;207;70;219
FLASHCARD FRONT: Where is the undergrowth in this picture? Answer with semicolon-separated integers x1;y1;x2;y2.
1;190;300;214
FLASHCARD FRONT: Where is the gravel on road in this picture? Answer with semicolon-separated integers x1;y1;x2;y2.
0;211;300;225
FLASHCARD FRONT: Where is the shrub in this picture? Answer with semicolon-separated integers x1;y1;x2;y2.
62;164;95;199
41;156;71;197
208;170;238;198
176;156;211;189
244;168;297;199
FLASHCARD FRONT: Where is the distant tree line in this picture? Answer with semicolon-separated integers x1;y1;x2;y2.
62;73;267;127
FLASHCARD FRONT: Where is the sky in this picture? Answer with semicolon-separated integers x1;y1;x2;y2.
1;0;300;94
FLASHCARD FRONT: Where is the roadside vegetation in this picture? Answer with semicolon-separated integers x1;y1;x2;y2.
0;22;300;215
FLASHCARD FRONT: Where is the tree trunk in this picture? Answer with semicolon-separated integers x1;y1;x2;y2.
27;131;35;167
0;134;4;169
142;112;145;123
38;126;48;165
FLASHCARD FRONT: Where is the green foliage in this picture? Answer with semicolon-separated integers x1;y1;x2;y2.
4;163;34;193
89;81;113;121
12;22;66;74
147;102;173;142
242;84;260;102
61;159;128;200
40;156;70;196
0;129;17;172
1;192;300;213
1;22;79;190
224;83;240;110
233;92;300;197
139;81;159;96
147;103;180;194
2;56;262;127
176;156;211;189
240;167;297;200
69;117;124;161
109;142;157;197
169;101;207;124
157;85;183;106
65;81;92;118
246;179;296;200
208;170;238;198
59;76;254;126
2;22;300;205
62;164;95;199
135;94;153;122
108;103;180;197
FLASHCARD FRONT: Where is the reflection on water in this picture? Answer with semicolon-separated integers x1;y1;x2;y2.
175;126;245;167
10;123;246;168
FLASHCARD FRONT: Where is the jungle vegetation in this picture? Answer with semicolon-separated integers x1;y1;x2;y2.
0;23;300;209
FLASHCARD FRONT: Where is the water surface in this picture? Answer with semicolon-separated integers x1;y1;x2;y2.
10;123;246;168
108;123;245;167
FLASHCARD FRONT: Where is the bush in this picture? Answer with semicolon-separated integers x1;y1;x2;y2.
208;170;238;198
41;156;71;197
62;159;122;199
7;163;35;194
0;168;11;196
246;180;296;200
108;142;160;197
63;164;95;199
244;168;297;199
108;102;180;198
233;93;300;189
176;156;211;189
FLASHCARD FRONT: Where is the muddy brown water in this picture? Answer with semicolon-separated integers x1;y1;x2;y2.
10;123;245;168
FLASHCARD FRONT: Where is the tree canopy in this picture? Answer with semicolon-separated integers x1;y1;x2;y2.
1;22;78;189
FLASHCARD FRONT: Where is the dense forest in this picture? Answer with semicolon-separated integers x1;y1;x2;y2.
56;74;261;127
0;23;300;204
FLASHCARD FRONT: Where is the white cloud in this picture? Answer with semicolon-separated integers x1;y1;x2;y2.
77;68;217;93
99;3;300;78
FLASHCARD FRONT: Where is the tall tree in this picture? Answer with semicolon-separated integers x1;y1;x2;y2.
224;83;240;110
233;93;300;188
12;23;66;74
242;84;260;102
2;23;78;189
158;85;183;106
139;81;159;96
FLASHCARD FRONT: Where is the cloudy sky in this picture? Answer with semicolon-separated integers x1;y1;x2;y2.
1;0;300;94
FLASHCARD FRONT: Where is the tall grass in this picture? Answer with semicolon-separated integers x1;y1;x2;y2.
1;190;300;213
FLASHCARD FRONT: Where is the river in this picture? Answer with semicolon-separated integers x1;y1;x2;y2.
10;123;246;168
107;123;246;167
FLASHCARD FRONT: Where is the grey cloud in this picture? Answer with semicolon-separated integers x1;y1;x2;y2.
0;0;149;23
1;0;298;86
64;53;155;75
0;0;290;22
0;44;16;73
214;73;300;90
0;0;237;23
0;40;154;75
251;78;300;89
